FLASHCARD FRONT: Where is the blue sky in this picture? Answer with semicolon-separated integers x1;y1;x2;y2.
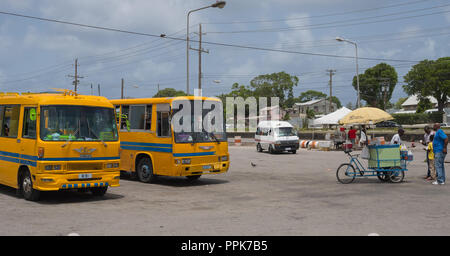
0;0;449;107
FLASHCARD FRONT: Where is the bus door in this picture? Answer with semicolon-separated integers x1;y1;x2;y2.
0;105;21;186
19;106;38;174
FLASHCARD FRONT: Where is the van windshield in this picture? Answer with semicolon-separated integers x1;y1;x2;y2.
275;127;296;137
40;105;118;141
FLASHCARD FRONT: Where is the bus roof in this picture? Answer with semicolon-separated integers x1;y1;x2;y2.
109;96;222;105
0;92;114;108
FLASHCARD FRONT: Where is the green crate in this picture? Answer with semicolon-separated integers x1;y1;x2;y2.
368;145;401;168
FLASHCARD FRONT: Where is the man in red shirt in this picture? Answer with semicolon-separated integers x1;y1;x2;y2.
348;126;357;146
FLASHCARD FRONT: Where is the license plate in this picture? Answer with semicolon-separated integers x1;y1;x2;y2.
285;147;291;150
202;165;212;170
78;173;92;179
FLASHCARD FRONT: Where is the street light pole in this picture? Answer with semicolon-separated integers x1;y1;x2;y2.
336;37;360;108
186;1;226;95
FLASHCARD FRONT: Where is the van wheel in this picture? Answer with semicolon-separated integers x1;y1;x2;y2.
91;187;108;196
21;170;40;201
269;145;275;154
257;143;263;152
137;157;157;183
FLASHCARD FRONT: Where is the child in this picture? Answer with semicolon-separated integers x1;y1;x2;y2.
426;134;436;181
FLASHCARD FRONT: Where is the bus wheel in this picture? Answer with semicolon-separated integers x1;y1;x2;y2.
186;175;201;181
91;187;108;196
137;157;157;183
269;145;275;154
21;170;40;201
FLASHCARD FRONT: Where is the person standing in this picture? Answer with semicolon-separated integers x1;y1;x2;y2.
425;134;436;181
390;128;405;145
348;126;357;147
432;123;448;185
359;125;368;147
422;126;435;179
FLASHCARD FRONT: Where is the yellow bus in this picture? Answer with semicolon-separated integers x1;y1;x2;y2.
0;90;120;201
110;96;229;183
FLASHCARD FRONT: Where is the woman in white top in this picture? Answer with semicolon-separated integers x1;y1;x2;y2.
359;125;367;147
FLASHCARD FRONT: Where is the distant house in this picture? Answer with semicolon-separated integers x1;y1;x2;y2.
395;94;450;114
259;105;285;121
293;98;337;115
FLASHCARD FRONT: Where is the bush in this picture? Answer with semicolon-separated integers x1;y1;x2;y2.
392;112;443;125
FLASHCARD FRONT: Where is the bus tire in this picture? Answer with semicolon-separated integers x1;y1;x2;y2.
186;175;201;181
137;156;157;183
20;169;41;201
91;186;108;196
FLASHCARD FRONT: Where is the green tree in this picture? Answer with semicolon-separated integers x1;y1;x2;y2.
394;97;408;109
328;96;342;109
403;57;450;112
352;63;398;109
153;88;187;97
345;102;354;110
249;71;299;108
416;97;433;113
297;90;327;102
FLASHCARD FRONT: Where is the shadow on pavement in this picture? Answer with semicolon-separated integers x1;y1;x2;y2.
120;173;229;187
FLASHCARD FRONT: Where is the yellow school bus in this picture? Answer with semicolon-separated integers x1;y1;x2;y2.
0;90;120;201
110;96;229;183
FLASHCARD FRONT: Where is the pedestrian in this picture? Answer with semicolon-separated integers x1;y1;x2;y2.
359;125;368;147
422;126;435;179
348;126;357;147
432;123;448;185
425;134;436;181
390;128;405;145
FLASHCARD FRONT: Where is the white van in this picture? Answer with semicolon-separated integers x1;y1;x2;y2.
255;121;299;154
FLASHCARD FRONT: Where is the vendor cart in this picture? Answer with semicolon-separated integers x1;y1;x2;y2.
336;144;412;184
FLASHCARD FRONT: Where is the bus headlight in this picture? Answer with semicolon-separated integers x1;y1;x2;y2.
181;158;191;164
106;163;120;168
219;156;228;161
174;159;181;165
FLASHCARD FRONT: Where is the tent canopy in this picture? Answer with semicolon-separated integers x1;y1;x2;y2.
313;107;352;125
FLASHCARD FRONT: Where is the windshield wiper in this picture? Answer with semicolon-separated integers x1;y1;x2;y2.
61;126;79;148
86;119;107;147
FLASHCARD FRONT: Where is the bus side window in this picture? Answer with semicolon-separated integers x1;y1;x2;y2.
22;107;37;139
156;103;171;137
129;105;145;130
121;105;129;131
0;106;4;136
114;105;120;124
145;104;152;130
1;105;20;138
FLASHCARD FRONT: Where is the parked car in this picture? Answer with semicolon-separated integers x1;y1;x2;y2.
375;121;402;128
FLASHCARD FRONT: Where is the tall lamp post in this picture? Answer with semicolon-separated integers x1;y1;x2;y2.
186;1;226;95
336;37;360;108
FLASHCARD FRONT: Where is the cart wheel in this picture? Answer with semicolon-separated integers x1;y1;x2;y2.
336;164;356;184
376;171;390;182
387;168;404;183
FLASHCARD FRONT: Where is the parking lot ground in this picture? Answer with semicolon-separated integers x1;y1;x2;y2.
1;145;450;235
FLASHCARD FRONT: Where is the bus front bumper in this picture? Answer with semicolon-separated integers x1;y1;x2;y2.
178;161;229;176
32;171;120;191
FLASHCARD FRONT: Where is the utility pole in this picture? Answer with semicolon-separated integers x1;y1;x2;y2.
90;83;93;95
378;77;390;110
326;69;336;113
157;84;160;94
190;23;209;91
121;78;124;99
67;58;84;92
98;84;101;96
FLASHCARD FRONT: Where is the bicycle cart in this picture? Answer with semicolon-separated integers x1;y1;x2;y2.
336;144;412;184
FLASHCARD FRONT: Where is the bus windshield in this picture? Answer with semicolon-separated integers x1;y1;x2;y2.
40;105;118;141
172;100;227;143
275;127;296;137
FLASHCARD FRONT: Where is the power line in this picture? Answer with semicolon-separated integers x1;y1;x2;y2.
203;0;433;24
205;4;450;34
0;10;420;63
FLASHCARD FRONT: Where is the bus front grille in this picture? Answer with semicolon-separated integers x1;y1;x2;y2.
67;163;103;171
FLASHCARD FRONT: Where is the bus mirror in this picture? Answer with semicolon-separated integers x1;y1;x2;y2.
29;108;36;121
